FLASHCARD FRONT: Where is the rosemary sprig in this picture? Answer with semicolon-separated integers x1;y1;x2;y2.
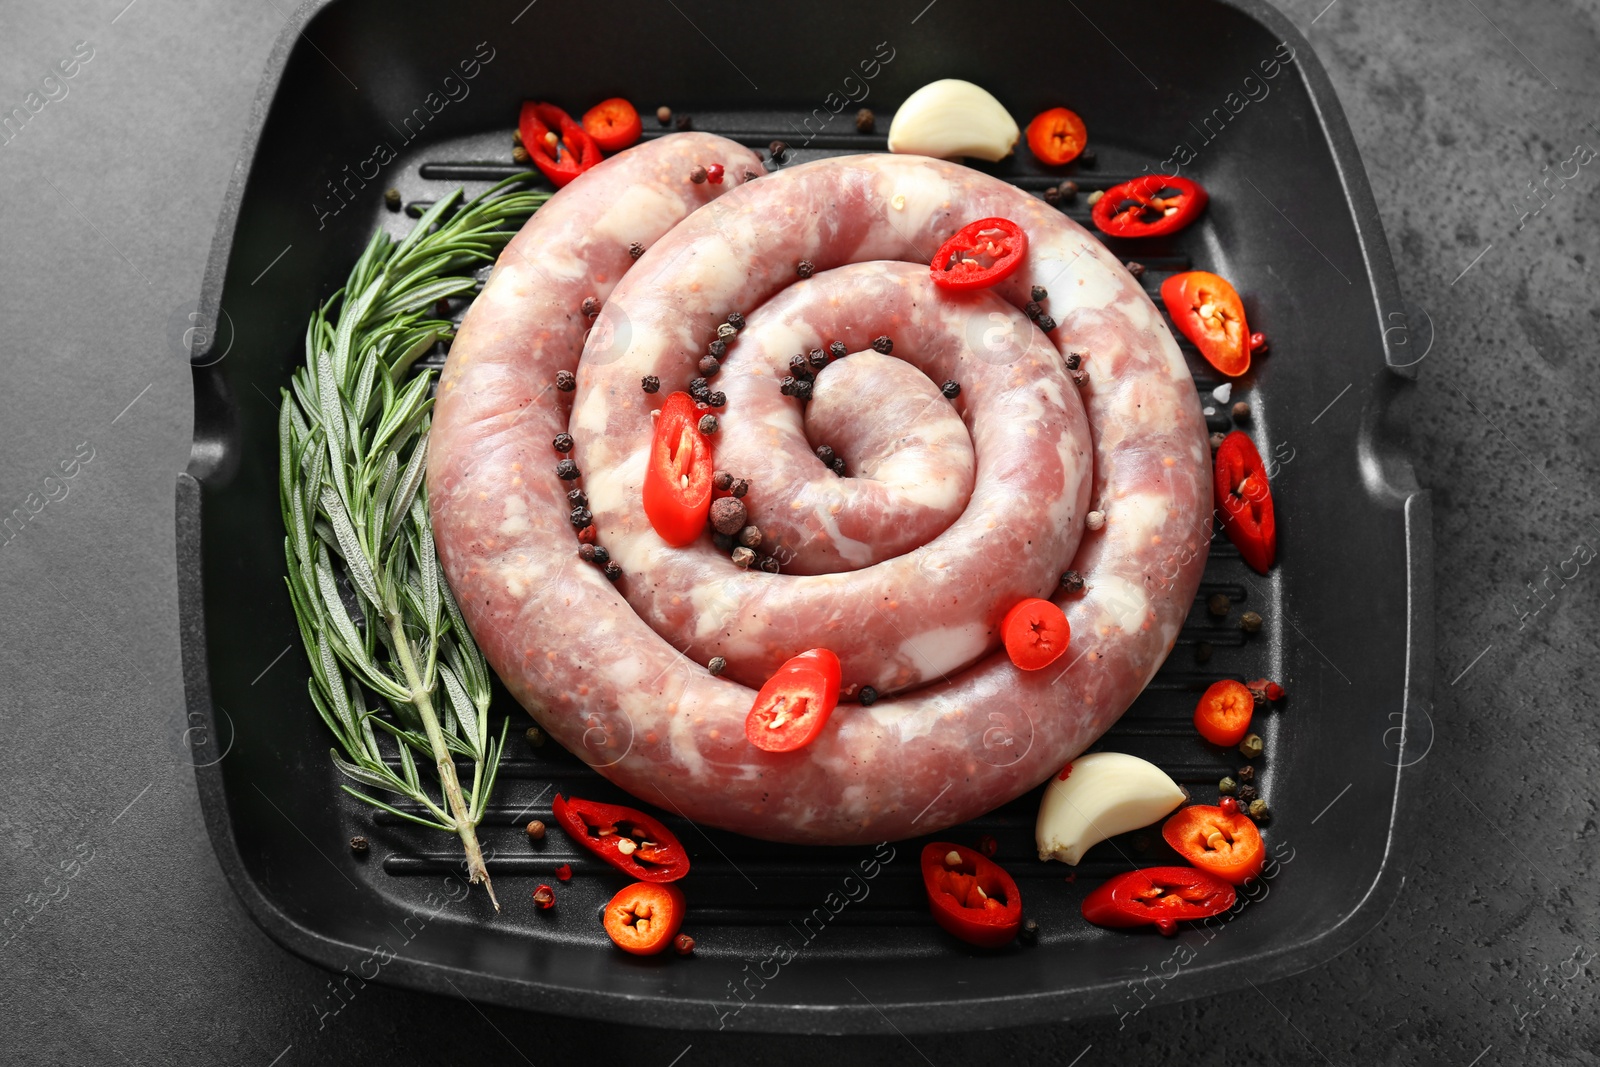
279;177;550;909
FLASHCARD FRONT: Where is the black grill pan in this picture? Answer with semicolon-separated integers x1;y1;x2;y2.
178;0;1430;1033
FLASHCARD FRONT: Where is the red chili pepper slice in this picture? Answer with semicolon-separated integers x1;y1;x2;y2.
642;391;714;547
1193;679;1255;747
920;842;1023;947
1081;865;1236;936
930;217;1029;291
1214;431;1277;572
550;794;690;882
1162;805;1266;885
745;648;841;752
1161;270;1251;377
581;97;642;153
518;101;603;188
602;881;685;956
1091;175;1209;239
1026;107;1088;166
1000;597;1070;671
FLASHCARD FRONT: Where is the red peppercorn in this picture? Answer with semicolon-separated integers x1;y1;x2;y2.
1219;796;1240;816
555;863;572;881
532;884;556;909
577;525;597;544
976;834;998;858
706;163;725;185
674;933;696;956
1249;331;1270;354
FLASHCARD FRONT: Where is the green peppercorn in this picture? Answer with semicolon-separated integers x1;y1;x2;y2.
1248;798;1270;820
1019;918;1039;945
1239;733;1264;760
1218;776;1237;795
1207;592;1231;617
1240;610;1263;633
383;188;401;211
1194;641;1213;664
524;725;546;747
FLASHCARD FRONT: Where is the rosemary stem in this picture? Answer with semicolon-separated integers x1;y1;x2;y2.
387;608;498;911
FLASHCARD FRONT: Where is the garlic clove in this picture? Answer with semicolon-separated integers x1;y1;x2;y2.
1036;752;1187;865
886;79;1020;162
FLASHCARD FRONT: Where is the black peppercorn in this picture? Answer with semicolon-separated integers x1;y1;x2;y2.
383;189;401;211
567;488;587;507
793;379;814;401
1209;431;1227;452
1060;570;1085;594
1065;352;1082;370
759;555;780;573
1031;285;1048;302
769;139;788;162
707;390;726;408
1071;370;1088;389
1058;180;1079;200
1236;764;1255;783
815;445;836;466
1079;147;1097;166
592;546;609;566
698;355;721;376
641;375;661;393
808;349;827;369
731;479;749;498
796;259;815;278
1126;261;1146;279
604;560;622;581
708;656;727;676
676;114;693;131
855;107;875;133
556;459;580;481
698;413;719;434
350;835;369;853
1240;610;1263;634
711;531;734;552
1025;301;1043;320
689;376;710;399
1036;314;1057;333
552;433;574;453
690;165;708;184
941;380;961;399
1020;918;1040;945
737;525;762;548
780;376;796;396
727;311;745;330
570;506;592;527
1195;640;1214;663
1204;407;1231;433
831;457;846;475
1236;784;1259;803
706;340;727;361
1043;186;1061;204
872;335;893;355
555;369;576;392
1207;592;1231;617
859;685;878;706
713;470;733;491
629;242;645;260
581;296;600;317
789;353;814;379
829;340;847;359
579;543;597;562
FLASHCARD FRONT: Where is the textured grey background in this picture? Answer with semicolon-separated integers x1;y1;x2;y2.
1;0;1597;1064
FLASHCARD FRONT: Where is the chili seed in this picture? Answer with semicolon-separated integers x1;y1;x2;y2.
731;478;748;498
1207;592;1231;617
1086;189;1104;206
556;459;580;481
708;656;727;676
941;380;961;399
872;335;894;355
553;433;574;453
1232;400;1252;422
808;348;828;370
674;933;696;956
1195;641;1214;663
710;497;748;536
525;820;546;841
737;525;762;548
629;242;644;260
604;561;622;581
567;488;588;507
855;107;875;133
1218;776;1238;795
556;369;576;392
1020;918;1040;945
731;546;757;568
1036;314;1057;333
657;105;673;125
1209;431;1227;452
797;259;815;278
581;296;600;317
592;546;610;565
769;139;788;162
858;685;878;706
524;725;546;747
1060;570;1086;594
690;165;708;184
793;379;814;401
759;555;780;573
675;114;693;131
698;355;721;377
349;835;369;854
641;375;661;394
511;145;530;163
713;470;733;491
1079;147;1097;166
1240;610;1263;634
726;311;745;331
1239;733;1265;760
707;390;726;407
815;444;836;466
698;413;719;435
1237;764;1255;783
1025;300;1043;320
532;885;556;909
1236;784;1259;803
1126;261;1146;279
829;340;847;359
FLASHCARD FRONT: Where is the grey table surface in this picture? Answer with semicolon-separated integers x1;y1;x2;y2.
2;0;1598;1063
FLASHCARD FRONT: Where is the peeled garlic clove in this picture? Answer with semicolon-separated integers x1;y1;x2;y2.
886;79;1020;162
1036;752;1187;865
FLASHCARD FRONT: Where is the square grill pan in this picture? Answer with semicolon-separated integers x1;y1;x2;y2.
177;0;1430;1034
